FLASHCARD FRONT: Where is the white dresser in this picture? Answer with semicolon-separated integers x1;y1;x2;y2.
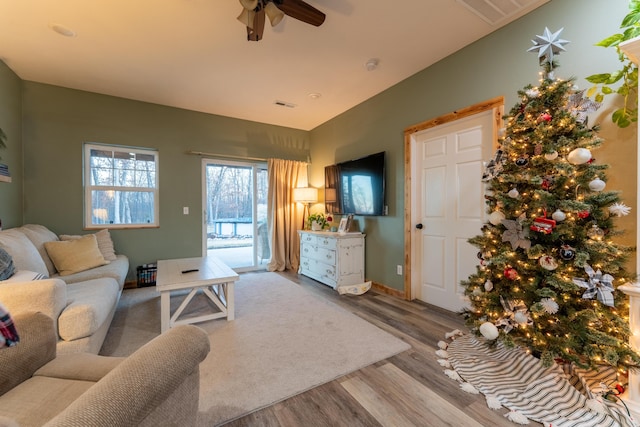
298;231;365;289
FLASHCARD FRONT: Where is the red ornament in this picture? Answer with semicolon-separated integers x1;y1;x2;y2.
504;267;518;280
577;211;590;219
530;217;556;234
538;113;552;123
615;384;625;394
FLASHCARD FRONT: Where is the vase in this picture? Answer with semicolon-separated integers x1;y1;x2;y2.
311;221;322;231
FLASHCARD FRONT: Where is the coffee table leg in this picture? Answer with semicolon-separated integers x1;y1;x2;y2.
227;282;235;321
160;290;170;333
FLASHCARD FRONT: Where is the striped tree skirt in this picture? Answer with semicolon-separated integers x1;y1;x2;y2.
435;333;637;427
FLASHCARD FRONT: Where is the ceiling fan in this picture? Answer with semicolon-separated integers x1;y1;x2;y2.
237;0;326;41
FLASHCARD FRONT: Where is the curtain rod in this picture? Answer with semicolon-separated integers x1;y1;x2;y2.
186;150;267;162
186;150;310;164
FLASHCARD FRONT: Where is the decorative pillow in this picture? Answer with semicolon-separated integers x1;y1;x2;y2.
2;270;48;283
0;301;19;348
0;248;15;281
19;224;60;276
0;229;49;277
44;234;109;276
60;229;117;261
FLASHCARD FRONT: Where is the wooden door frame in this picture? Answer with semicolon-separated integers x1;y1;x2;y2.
403;96;504;300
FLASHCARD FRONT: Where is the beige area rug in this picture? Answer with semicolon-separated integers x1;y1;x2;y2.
101;272;411;426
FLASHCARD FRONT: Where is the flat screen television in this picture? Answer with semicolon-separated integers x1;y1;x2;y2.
325;151;386;216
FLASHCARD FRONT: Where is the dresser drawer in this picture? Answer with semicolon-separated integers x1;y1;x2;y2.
309;259;336;281
301;242;316;258
315;247;336;266
316;235;337;250
300;233;317;245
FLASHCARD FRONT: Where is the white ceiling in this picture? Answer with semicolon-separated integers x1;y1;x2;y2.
0;0;548;131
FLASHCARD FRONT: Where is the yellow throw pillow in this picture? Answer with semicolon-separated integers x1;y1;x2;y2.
44;234;108;276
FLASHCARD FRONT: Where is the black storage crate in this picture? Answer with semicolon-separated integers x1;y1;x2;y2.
137;263;157;287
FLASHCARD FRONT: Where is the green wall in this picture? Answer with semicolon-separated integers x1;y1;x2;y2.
3;0;637;290
0;61;23;228
21;83;310;278
309;0;637;291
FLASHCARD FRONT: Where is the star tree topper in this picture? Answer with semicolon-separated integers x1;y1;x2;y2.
527;27;570;65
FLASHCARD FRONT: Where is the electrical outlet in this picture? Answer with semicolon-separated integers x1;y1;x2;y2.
396;265;402;275
183;207;189;215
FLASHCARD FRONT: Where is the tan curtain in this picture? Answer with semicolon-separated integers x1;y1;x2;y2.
266;158;307;272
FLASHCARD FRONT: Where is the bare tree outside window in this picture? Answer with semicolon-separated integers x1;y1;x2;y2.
84;144;159;228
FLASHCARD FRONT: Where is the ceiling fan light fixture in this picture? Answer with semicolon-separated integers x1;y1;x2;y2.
239;0;259;10
265;2;285;27
237;8;256;29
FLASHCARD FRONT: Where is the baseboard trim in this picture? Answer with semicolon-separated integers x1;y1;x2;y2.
371;281;406;299
124;280;138;289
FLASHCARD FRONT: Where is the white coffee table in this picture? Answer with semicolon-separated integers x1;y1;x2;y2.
156;256;239;333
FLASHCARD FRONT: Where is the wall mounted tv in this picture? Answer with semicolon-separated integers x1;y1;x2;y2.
325;151;386;216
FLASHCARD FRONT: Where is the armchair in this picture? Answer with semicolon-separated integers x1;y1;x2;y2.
0;312;210;426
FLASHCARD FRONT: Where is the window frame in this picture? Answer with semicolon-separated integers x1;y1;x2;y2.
83;143;159;229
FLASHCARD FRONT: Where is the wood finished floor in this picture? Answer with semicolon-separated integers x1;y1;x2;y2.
225;271;538;427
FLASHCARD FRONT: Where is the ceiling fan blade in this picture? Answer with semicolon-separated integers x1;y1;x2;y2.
247;8;266;41
274;0;326;27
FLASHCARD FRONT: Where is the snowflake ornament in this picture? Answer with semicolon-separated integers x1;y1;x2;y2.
609;202;632;217
539;298;559;314
527;27;570;65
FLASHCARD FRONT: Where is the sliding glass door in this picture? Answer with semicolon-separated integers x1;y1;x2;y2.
202;159;269;271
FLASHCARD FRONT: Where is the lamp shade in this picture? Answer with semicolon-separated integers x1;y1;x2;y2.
325;188;337;203
293;187;318;203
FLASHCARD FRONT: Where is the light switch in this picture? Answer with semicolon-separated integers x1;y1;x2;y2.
183;207;189;215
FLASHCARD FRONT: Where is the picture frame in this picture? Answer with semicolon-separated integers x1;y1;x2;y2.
337;217;349;233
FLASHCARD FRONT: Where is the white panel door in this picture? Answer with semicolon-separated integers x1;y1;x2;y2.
412;111;492;312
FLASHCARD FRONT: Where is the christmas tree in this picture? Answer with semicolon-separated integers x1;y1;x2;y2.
462;28;640;372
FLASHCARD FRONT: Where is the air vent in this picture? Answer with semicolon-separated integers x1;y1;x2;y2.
274;100;297;108
457;0;546;25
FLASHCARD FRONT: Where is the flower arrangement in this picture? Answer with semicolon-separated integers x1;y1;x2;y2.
307;213;330;230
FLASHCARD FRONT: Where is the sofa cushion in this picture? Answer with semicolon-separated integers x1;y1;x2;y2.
55;255;128;288
44;235;108;276
58;278;119;341
18;225;59;277
60;229;117;261
35;353;124;382
0;376;94;427
0;249;14;281
0;230;49;277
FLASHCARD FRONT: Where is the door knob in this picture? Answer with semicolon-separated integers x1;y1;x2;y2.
416;223;423;229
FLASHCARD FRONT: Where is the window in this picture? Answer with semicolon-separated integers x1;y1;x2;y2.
84;143;159;229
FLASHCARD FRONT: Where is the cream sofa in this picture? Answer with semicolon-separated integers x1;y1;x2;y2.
0;224;129;354
0;312;210;427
